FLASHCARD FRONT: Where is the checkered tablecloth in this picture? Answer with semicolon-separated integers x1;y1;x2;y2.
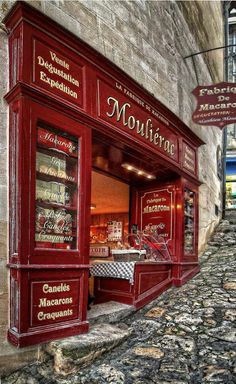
90;261;136;284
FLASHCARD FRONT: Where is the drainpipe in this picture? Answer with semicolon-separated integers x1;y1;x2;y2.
222;1;231;218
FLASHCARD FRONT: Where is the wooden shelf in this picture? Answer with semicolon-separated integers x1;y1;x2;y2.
35;230;76;236
37;144;78;160
36;201;77;211
36;171;77;186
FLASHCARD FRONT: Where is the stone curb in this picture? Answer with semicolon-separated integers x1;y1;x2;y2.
45;323;130;376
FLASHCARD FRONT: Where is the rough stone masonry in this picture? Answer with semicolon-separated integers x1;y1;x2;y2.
1;215;236;383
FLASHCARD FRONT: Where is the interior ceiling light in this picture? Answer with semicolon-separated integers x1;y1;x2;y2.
121;163;156;180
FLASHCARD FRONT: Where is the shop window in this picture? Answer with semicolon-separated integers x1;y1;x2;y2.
216;145;223;180
35;124;79;249
90;171;129;246
184;188;195;255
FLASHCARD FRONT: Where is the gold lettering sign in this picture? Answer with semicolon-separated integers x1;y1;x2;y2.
183;143;196;173
33;40;83;106
36;282;73;321
31;280;79;326
37;308;73;321
98;80;179;162
106;97;175;156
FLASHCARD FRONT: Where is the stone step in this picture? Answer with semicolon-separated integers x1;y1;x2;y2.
45;323;129;376
88;301;135;325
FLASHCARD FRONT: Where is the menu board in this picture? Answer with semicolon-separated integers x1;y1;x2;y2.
184;188;195;255
107;221;123;242
35;126;79;249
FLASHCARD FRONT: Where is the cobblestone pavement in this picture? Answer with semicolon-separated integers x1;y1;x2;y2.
2;219;236;383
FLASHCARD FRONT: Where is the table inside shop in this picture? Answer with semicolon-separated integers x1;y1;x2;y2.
90;260;173;309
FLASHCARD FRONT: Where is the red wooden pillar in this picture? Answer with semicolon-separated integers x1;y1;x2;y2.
6;97;92;347
172;178;200;286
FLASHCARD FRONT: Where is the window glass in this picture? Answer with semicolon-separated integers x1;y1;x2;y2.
184;188;195;255
35;125;79;250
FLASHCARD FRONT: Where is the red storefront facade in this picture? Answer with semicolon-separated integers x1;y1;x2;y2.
4;2;204;347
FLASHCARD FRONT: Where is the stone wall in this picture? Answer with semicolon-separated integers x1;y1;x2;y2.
0;0;223;370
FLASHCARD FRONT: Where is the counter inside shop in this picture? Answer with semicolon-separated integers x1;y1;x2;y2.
89;249;173;309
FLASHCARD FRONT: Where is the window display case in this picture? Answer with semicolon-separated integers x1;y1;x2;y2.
35;125;79;250
184;188;195;255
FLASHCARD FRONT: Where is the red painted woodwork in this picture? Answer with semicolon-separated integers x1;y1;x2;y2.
131;178;199;282
138;186;175;255
7;98;92;347
4;1;204;183
96;178;199;307
97;79;179;162
8;268;89;347
4;2;204;347
94;262;173;309
33;39;84;108
172;263;200;287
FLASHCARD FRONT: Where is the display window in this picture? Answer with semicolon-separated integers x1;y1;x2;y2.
4;1;202;347
35;124;79;250
90;171;129;247
89;143;176;305
184;188;195;255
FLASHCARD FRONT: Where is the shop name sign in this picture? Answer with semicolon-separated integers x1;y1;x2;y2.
107;97;175;156
192;82;236;128
33;40;83;106
98;80;178;161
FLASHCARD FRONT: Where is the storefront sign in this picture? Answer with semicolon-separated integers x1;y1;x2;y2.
33;40;83;107
98;80;179;161
140;188;174;243
192;82;236;128
182;142;196;174
31;279;79;327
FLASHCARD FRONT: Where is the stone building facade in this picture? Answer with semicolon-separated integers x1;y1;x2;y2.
0;0;223;373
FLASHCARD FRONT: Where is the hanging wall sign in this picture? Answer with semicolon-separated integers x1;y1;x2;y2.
192;82;236;129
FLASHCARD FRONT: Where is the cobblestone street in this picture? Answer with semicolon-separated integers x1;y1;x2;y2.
2;218;236;383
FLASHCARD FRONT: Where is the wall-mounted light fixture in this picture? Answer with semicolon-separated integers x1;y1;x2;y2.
121;163;156;180
90;204;96;210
